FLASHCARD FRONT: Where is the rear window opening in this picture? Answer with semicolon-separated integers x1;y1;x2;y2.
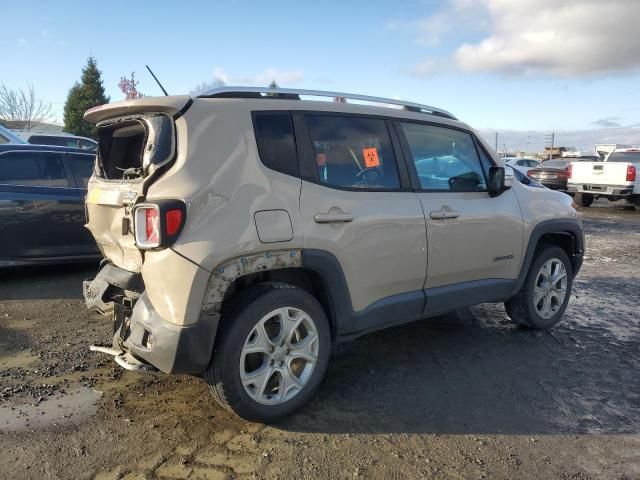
97;120;147;180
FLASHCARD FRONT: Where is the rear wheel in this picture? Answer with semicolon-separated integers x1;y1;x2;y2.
505;245;573;330
205;283;331;423
576;193;594;207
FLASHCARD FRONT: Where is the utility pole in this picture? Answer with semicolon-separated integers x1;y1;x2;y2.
495;132;499;155
545;132;555;160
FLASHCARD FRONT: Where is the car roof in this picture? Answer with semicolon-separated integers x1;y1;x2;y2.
0;125;28;144
25;132;96;142
0;143;95;154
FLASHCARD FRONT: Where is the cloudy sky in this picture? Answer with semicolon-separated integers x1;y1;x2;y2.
2;0;639;151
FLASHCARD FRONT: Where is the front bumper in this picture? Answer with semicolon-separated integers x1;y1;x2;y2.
85;264;219;375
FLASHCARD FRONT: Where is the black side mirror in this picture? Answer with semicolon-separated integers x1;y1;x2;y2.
488;166;509;197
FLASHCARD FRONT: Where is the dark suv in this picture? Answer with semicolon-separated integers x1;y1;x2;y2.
0;144;99;267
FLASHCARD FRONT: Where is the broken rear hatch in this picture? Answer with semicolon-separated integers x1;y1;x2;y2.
83;96;191;272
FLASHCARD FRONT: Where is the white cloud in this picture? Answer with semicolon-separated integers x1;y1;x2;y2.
212;67;304;86
388;2;485;47
412;59;441;77
455;0;640;76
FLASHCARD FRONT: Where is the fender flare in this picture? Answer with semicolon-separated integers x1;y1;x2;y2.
511;218;584;296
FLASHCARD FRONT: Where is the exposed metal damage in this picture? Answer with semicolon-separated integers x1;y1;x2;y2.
201;249;303;313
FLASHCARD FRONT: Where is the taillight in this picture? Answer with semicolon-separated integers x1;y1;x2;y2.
566;163;573;179
134;200;186;249
166;209;183;236
627;164;636;182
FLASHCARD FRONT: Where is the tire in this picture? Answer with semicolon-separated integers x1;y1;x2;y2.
505;245;573;330
576;193;594;207
204;282;331;423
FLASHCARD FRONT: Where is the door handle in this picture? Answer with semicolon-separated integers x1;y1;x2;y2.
314;212;354;223
430;209;460;220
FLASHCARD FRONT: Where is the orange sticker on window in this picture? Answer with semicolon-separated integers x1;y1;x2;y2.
363;147;380;168
316;153;326;166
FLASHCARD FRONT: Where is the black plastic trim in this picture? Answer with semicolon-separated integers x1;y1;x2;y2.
173;98;193;120
95;262;144;292
302;249;425;339
511;219;584;296
424;279;515;316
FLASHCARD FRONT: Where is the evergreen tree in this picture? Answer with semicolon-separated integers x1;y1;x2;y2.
266;80;279;97
63;57;109;138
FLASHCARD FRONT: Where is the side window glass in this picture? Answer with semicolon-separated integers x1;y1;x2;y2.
80;139;97;150
401;123;487;191
0;152;69;187
253;112;299;177
305;115;400;190
68;153;95;188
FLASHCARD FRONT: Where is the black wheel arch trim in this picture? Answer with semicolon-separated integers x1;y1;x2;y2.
511;218;584;297
301;249;426;340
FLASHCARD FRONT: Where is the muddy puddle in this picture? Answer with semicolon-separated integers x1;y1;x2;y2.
0;348;38;369
0;387;102;432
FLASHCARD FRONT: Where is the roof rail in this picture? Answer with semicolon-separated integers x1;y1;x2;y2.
197;86;457;120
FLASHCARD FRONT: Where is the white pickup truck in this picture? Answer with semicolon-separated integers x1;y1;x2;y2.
567;148;640;209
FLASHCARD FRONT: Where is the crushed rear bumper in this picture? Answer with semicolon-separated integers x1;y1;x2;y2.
84;263;219;375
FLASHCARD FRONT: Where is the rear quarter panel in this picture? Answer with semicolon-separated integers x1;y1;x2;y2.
147;99;303;272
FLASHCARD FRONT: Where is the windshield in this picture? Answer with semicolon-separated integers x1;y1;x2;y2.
608;151;640;163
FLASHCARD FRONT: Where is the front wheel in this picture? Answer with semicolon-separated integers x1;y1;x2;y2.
505;245;573;330
205;283;331;423
576;193;594;207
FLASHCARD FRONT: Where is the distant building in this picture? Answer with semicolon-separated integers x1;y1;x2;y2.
543;146;567;159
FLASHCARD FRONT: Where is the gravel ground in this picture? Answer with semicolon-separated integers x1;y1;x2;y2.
0;200;639;480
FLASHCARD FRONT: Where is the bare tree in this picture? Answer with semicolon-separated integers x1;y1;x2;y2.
190;77;226;95
0;84;53;130
118;72;144;100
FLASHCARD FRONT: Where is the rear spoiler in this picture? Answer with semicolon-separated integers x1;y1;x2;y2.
84;95;192;124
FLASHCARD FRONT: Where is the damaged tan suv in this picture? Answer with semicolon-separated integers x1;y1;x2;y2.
83;87;584;422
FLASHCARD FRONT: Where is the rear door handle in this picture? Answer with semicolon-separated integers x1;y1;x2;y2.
314;213;354;223
430;210;460;220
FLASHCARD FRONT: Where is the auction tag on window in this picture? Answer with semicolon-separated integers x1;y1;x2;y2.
363;147;380;168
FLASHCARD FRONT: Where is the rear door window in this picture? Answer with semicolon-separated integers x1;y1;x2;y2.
400;122;487;191
0;151;70;187
304;115;400;190
253;112;299;177
67;153;95;188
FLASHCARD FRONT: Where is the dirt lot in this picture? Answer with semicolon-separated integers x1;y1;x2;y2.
1;200;639;480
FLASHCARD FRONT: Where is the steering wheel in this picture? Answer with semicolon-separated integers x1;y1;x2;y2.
355;166;382;185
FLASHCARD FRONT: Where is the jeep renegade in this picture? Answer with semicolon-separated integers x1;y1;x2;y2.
83;87;584;422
